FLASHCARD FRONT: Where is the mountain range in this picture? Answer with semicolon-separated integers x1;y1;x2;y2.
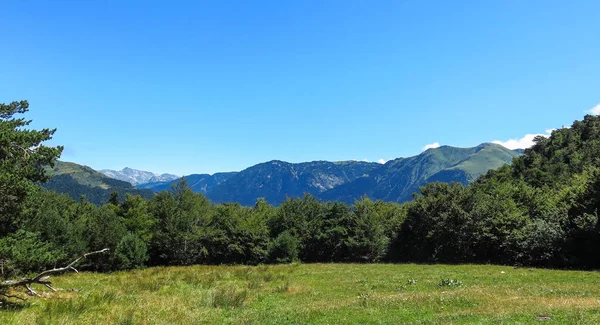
319;143;520;203
206;160;380;205
40;143;521;206
127;143;522;205
99;167;179;186
136;172;238;193
42;161;154;204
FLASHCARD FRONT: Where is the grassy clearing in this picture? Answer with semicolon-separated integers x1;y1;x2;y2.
1;263;600;324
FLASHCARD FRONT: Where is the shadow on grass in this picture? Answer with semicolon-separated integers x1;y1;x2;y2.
0;299;30;312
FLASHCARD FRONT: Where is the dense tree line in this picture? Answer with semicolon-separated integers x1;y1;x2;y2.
395;115;600;268
3;183;407;274
2;100;600;279
41;173;154;206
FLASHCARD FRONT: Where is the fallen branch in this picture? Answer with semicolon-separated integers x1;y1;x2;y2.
0;248;109;298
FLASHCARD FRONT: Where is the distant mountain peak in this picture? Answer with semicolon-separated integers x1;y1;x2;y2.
319;144;523;204
43;161;154;205
99;167;179;186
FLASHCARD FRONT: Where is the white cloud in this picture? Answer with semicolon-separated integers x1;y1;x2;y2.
422;142;440;151
355;158;385;164
492;130;554;150
587;103;600;115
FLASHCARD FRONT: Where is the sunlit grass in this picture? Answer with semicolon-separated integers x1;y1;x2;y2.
2;263;600;324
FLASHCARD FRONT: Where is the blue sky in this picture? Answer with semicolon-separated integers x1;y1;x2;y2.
1;0;599;175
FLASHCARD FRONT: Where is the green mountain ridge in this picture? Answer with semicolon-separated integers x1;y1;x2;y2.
41;161;154;204
319;143;521;203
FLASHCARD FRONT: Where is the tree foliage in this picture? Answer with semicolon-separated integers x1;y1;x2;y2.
0;101;63;236
3;101;600;277
114;233;149;270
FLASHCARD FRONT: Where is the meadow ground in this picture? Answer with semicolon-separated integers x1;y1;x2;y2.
1;263;600;324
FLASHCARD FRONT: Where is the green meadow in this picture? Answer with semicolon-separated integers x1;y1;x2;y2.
2;264;600;324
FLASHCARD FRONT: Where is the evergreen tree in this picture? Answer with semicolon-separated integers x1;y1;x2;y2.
0;100;63;235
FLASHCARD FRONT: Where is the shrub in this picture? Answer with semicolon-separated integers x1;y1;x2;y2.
268;231;299;263
0;230;64;277
511;218;565;266
114;233;149;270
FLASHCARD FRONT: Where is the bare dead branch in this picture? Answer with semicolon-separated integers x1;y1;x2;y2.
25;284;39;297
0;248;109;299
32;248;109;281
44;284;57;292
9;144;35;159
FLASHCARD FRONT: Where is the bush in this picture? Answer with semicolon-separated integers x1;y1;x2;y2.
511;218;565;266
0;230;64;277
268;231;299;263
114;233;149;270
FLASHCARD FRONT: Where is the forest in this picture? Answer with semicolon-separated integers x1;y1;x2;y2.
2;100;600;283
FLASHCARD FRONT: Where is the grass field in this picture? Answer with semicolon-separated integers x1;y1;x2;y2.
1;263;600;324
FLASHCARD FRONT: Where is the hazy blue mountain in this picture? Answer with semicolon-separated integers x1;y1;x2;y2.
99;167;179;186
138;172;238;193
206;160;381;206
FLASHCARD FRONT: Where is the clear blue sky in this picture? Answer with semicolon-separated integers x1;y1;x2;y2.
1;0;599;175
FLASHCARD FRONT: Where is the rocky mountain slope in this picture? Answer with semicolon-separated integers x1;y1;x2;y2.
99;167;179;186
206;160;380;205
318;143;521;203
